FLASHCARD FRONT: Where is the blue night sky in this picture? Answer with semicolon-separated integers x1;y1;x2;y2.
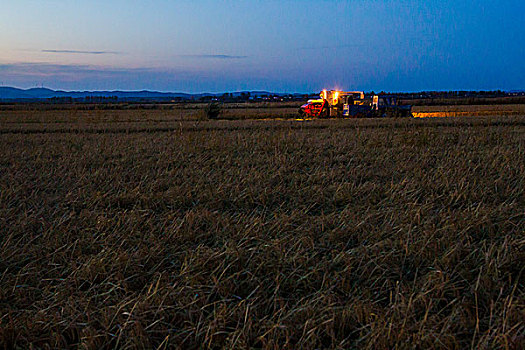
1;0;524;93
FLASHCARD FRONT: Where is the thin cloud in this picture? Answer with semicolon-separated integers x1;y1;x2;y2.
298;44;361;50
0;63;148;75
0;62;202;85
42;49;121;55
180;54;248;59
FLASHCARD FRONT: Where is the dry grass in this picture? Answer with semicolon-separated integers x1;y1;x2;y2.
220;107;299;120
0;110;524;349
0;109;197;124
0;102;303;124
413;105;525;118
412;104;525;113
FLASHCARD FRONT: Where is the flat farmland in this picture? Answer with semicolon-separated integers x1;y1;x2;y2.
0;102;301;124
0;110;524;349
2;102;525;124
412;104;525;118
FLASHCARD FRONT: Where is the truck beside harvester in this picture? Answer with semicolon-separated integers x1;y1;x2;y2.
299;90;413;118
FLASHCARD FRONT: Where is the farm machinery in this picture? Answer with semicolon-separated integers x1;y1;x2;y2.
298;90;413;118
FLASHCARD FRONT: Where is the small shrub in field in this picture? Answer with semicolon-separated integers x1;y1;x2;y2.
204;102;222;119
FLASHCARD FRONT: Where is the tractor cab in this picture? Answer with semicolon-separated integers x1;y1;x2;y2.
371;95;413;118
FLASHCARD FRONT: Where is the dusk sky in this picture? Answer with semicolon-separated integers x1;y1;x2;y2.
1;0;524;93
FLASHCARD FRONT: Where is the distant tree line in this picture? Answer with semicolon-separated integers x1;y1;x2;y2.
47;96;119;103
198;93;312;103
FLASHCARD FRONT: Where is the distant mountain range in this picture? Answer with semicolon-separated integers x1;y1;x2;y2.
4;87;520;102
0;87;301;101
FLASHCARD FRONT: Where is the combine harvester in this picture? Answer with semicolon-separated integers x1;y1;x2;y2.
299;90;413;118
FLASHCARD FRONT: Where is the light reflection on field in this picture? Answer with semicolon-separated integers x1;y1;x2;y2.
413;111;521;118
